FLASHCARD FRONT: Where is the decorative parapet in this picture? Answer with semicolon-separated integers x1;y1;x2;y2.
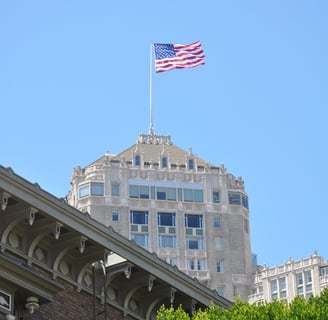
137;133;172;145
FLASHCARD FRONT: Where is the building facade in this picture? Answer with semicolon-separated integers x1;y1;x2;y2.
0;165;231;320
68;132;253;301
249;251;328;304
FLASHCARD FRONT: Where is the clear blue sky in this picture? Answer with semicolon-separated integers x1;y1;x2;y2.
1;1;327;267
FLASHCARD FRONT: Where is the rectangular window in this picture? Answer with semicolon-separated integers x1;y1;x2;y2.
170;258;177;266
130;210;148;225
217;286;225;297
140;186;149;199
228;192;241;205
296;273;303;285
157;187;166;200
305;271;312;284
158;212;176;226
79;184;90;198
111;184;119;196
213;191;220;203
158;235;176;248
167;188;177;201
129;185;139;198
216;260;224;273
215;237;223;251
112;210;120;222
186;237;204;250
184;189;193;202
187;259;195;270
198;259;206;271
91;182;104;196
214;216;221;228
185;214;203;228
193;190;203;202
242;195;249;208
131;233;149;247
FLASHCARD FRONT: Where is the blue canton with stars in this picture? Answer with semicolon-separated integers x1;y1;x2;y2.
154;44;176;59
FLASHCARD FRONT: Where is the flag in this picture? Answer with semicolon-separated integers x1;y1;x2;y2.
154;41;205;73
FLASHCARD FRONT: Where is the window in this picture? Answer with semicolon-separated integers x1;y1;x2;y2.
215;237;223;251
271;279;278;300
140;186;149;199
158;235;176;248
188;159;194;170
111;184;119;196
214;216;221;228
131;233;149;247
112;210;120;222
197;259;206;270
158;212;176;226
213;191;220;203
187;259;195;270
185;214;203;228
186;237;204;250
217;286;225;297
79;184;89;198
184;189;193;202
193;190;203;202
228;192;241;205
242;195;249;208
167;188;176;201
91;182;104;196
135;155;141;166
321;266;328;276
130;210;148;225
216;260;224;272
129;185;139;198
157;187;166;200
161;157;167;168
169;258;177;266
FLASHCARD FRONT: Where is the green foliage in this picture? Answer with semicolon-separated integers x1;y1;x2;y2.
156;288;328;320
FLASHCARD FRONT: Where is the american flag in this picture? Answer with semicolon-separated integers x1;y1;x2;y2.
154;41;205;73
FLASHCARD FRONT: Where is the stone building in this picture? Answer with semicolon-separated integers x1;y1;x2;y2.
0;165;231;320
249;251;328;304
68;132;253;301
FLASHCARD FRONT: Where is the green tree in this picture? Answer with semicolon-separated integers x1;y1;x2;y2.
156;288;328;320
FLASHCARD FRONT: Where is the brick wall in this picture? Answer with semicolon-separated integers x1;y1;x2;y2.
19;279;137;320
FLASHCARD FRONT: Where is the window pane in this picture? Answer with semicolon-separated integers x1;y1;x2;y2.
130;210;148;224
242;195;249;208
91;182;104;196
135;155;141;166
158;212;175;226
131;233;148;247
79;184;89;198
188;159;194;170
184;189;193;202
111;184;119;196
167;188;176;201
140;186;149;199
157;187;166;200
229;193;241;205
158;235;176;248
187;239;199;249
161;157;167;168
213;191;220;203
185;214;202;228
214;216;221;228
194;190;203;203
129;185;139;198
112;210;119;221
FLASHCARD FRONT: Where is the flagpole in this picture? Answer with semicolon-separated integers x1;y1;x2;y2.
149;42;154;135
